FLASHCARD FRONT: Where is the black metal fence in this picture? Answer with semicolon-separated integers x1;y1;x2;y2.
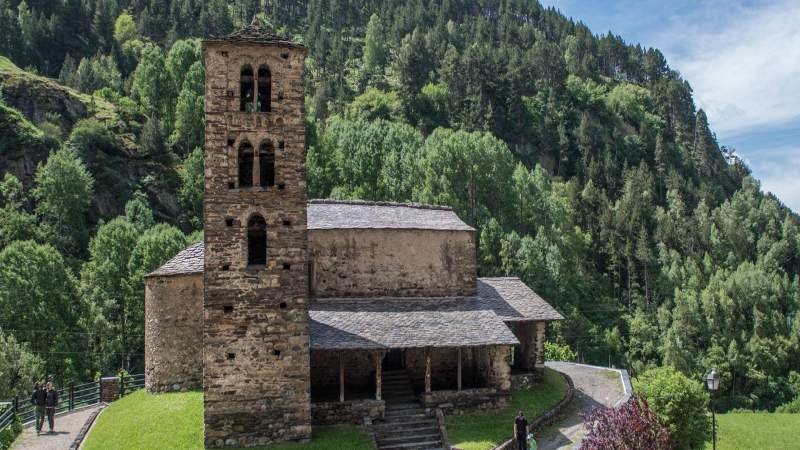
0;373;144;434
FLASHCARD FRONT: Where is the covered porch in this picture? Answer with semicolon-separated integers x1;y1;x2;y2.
309;297;520;424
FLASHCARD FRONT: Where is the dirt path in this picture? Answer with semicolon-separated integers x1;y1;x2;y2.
11;405;102;450
536;362;629;450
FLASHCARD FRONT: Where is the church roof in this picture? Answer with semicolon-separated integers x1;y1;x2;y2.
204;17;305;48
309;297;519;349
146;241;204;277
477;277;564;322
308;200;474;231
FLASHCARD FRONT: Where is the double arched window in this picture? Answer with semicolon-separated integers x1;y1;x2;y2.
238;140;276;188
240;64;271;112
247;215;267;266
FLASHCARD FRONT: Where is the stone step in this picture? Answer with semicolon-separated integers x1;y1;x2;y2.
378;433;442;445
375;419;439;431
383;412;429;422
384;403;424;413
376;426;440;438
376;439;443;450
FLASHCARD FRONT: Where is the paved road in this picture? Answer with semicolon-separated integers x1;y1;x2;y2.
11;405;102;450
537;362;628;450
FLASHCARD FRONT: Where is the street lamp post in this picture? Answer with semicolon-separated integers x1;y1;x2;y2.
706;368;720;450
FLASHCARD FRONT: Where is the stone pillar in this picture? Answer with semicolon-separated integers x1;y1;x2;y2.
534;321;546;370
425;348;432;393
100;377;120;403
374;351;382;401
485;346;512;391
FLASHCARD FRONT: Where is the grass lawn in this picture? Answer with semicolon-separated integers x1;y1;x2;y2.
446;368;568;450
82;390;372;450
705;412;800;450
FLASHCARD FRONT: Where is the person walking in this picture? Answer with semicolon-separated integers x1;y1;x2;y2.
44;381;58;433
30;381;47;435
514;410;529;450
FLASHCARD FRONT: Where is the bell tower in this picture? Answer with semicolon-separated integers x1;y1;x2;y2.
202;20;310;448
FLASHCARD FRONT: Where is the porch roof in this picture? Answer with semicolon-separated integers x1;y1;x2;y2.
310;297;519;350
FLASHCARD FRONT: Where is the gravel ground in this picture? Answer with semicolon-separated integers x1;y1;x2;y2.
536;362;627;450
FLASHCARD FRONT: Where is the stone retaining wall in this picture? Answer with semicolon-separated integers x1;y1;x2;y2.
422;388;511;415
311;399;385;425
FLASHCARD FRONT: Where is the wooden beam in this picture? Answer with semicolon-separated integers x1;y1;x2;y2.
339;352;345;402
425;348;432;393
375;351;382;401
457;347;462;392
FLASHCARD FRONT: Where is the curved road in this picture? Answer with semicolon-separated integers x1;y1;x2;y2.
537;362;629;450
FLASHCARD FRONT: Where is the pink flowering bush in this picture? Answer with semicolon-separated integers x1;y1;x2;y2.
581;395;673;450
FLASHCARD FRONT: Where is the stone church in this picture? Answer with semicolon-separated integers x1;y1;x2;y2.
143;20;563;449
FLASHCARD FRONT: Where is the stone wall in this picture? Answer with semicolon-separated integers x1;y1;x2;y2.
311;399;384;425
422;388;510;414
202;36;311;448
405;347;479;392
475;346;512;391
309;229;477;298
507;321;546;374
144;273;203;393
310;350;377;396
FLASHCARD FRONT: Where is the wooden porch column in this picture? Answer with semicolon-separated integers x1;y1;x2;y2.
339;352;345;402
425;347;432;393
375;351;382;401
457;347;462;392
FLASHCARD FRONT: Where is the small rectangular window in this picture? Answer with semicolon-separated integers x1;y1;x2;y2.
283;263;291;270
225;218;234;227
223;305;234;314
227;353;236;360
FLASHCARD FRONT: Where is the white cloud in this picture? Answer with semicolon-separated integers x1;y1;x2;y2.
662;1;800;137
745;145;800;213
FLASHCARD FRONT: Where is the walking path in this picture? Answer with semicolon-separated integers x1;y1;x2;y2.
537;362;629;450
11;405;103;450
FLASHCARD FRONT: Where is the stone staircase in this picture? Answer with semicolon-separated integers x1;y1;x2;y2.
373;370;445;450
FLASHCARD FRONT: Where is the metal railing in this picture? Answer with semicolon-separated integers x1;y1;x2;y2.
0;373;144;434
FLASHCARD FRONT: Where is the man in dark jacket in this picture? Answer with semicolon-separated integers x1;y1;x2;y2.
30;381;47;434
44;382;58;433
514;410;529;450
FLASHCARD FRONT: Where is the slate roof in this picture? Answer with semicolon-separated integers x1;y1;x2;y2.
310;297;519;350
146;242;204;277
308;200;475;231
204;17;305;48
477;278;564;322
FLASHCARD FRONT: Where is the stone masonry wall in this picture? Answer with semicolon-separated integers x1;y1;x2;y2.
309;229;477;298
145;273;203;392
311;399;385;425
203;38;311;448
422;388;510;414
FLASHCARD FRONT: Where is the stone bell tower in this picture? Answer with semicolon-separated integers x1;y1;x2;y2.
202;19;310;448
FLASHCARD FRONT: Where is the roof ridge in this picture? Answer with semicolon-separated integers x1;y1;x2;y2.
308;198;454;211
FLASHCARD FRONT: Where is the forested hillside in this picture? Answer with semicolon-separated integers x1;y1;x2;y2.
0;0;798;412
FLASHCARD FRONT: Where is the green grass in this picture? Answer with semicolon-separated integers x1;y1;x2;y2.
82;390;372;450
446;368;568;450
704;413;800;450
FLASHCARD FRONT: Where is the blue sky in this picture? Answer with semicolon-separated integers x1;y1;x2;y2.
539;0;800;212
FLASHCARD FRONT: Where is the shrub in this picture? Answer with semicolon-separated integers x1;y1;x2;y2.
582;395;672;450
0;414;22;450
776;396;800;413
544;341;576;362
633;367;709;449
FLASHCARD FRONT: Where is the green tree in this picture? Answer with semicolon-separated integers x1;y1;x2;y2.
169;61;204;154
0;330;44;399
362;13;387;85
113;11;137;44
32;147;94;258
178;147;204;230
0;241;85;380
131;43;174;122
634;366;710;449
